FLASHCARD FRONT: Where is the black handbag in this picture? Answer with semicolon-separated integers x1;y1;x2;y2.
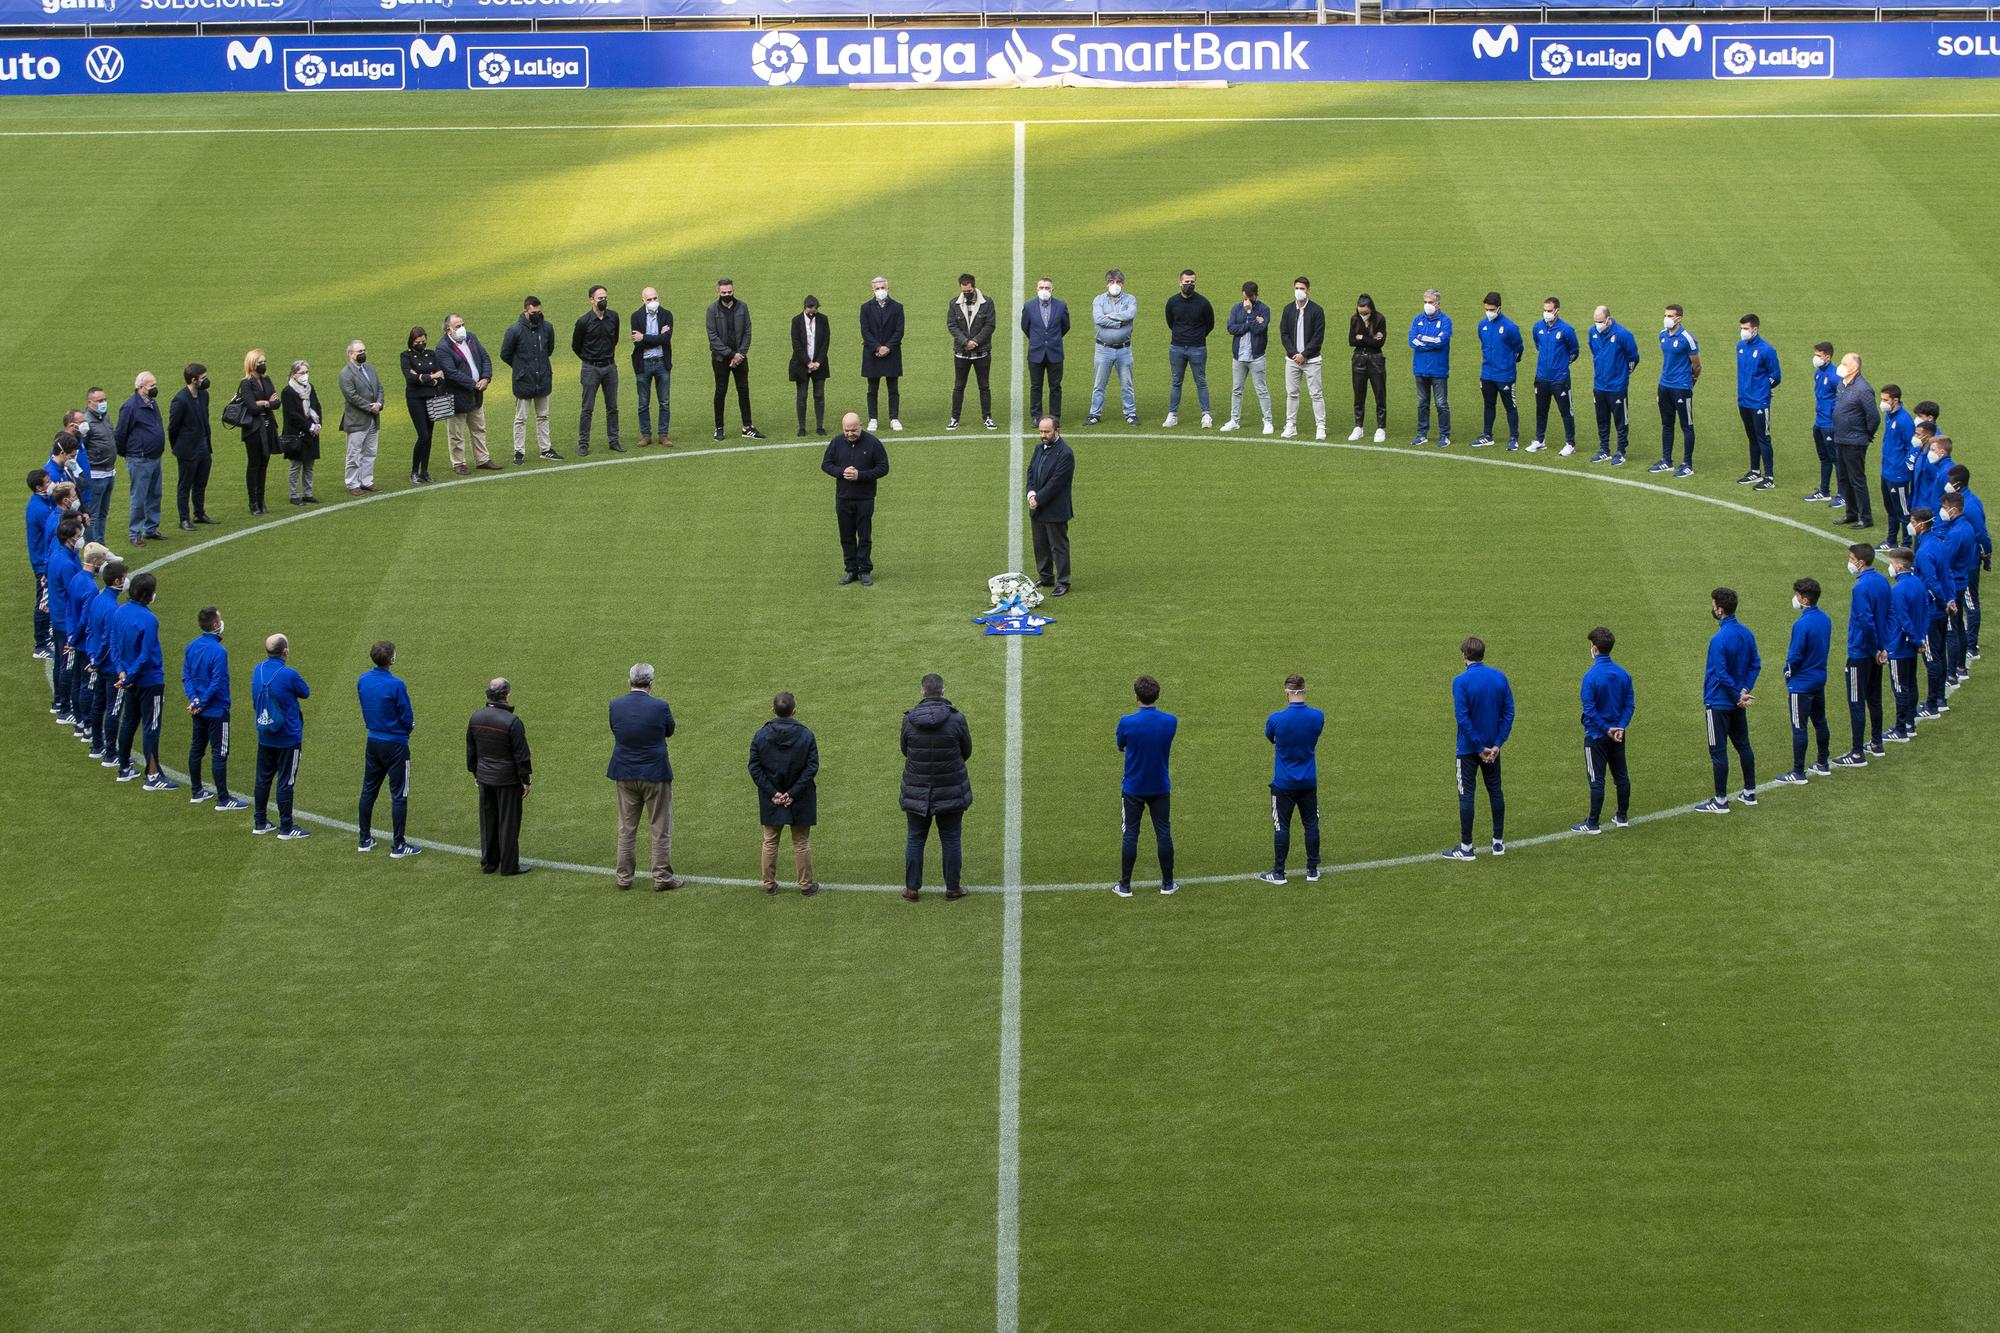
277;434;303;460
221;394;249;429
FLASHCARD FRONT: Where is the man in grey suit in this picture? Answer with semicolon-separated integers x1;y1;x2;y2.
338;339;385;495
607;661;684;891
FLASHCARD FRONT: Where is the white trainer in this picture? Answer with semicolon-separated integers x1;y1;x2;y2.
1200;413;1213;428
1218;418;1240;432
1526;439;1546;453
866;418;878;431
1372;428;1385;442
889;419;903;431
1558;442;1575;457
1261;420;1276;435
1280;424;1299;438
1347;426;1363;441
1315;427;1327;441
1163;412;1178;427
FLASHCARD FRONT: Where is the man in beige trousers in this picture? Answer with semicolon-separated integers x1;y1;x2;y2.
606;662;683;891
748;691;819;896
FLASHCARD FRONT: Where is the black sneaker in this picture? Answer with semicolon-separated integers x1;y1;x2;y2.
984;417;997;430
391;842;423;859
1737;471;1761;486
947;418;961;431
742;427;765;440
713;429;725;441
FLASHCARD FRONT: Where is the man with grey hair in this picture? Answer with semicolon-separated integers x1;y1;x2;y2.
606;662;681;891
467;676;532;876
1408;288;1453;448
860;274;904;432
1831;351;1880;529
113;370;166;547
1088;267;1138;426
339;339;385;495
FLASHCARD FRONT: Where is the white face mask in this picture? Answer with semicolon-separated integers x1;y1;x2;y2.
1106;283;1123;297
1813;354;1827;368
1422;302;1438;316
1542;311;1557;325
1946;483;1962;495
874;288;888;302
1294;288;1308;302
1881;399;1892;412
215;620;224;637
1594;320;1610;333
1930;449;1944;463
1792;595;1803;611
1739;328;1755;342
1484;309;1498;321
644;300;659;312
295;373;309;385
1037;288;1051;301
450;327;466;342
1663;316;1678;330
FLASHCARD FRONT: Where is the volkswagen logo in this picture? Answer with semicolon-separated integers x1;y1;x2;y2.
85;44;124;83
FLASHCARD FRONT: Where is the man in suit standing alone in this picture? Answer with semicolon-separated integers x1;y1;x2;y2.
822;412;889;587
606;662;682;891
860;275;904;433
1026;416;1074;596
467;676;532;876
1022;276;1070;427
338;339;385;495
790;296;832;438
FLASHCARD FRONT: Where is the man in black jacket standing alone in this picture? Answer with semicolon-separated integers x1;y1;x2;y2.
467;676;533;876
821;412;889;587
1026;416;1075;596
900;673;972;902
750;691;820;896
573;285;623;456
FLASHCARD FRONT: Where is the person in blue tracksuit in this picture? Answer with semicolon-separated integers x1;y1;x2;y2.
1113;675;1177;897
1778;578;1831;784
1878;386;1916;547
1946;463;1990;660
1573;626;1634;833
44;513;83;722
110;571;175;791
65;543;107;735
1652;304;1700;476
1586;304;1640;465
181;606;242;808
1529;296;1579;455
1910;427;1952;521
1698;587;1761;813
1445;636;1513;860
1937;491;1979;683
251;633;312;838
85;560;124;760
357;640;419;857
1911;509;1954;716
1734;314;1783;488
1837;545;1894;765
1806;341;1840;503
1258;674;1325;883
1408;288;1452;447
1885;547;1927;740
24;469;57;659
1474;291;1523;451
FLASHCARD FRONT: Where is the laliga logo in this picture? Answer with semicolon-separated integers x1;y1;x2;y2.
750;30;805;85
226;36;272;70
1471;25;1519;60
410;34;456;69
291;52;327;87
1655;24;1702;58
476;50;510;84
985;30;1045;81
85;43;123;82
1720;41;1756;75
1538;42;1572;77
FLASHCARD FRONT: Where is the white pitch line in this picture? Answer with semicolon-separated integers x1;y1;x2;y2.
5;111;2000;140
994;119;1027;1333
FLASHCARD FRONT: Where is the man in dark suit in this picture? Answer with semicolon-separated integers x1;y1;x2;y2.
860;275;904;433
438;313;498;473
630;285;673;448
1025;416;1075;595
167;363;213;530
789;296;833;437
749;690;819;896
821;412;889;587
606;662;682;891
1022;277;1070;427
466;676;531;875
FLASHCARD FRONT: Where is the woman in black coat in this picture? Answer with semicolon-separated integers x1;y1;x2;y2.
237;347;281;515
789;297;832;437
400;325;445;484
279;359;324;505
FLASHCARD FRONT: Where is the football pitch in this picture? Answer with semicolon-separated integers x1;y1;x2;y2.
3;80;1998;1330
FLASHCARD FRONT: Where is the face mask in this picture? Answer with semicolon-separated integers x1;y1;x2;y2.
721;295;735;306
413;340;425;350
1181;282;1195;294
66;499;81;512
1594;320;1610;333
1107;283;1123;297
215;620;224;637
1542;311;1557;325
874;288;888;302
197;376;209;391
90;403;106;417
255;360;267;373
451;328;466;342
354;351;367;364
1739;328;1755;342
1423;302;1438;316
1791;595;1803;611
294;374;308;385
1037;290;1051;302
644;300;659;313
1295;289;1308;302
1484;310;1498;322
1929;449;1943;463
1946;483;1961;495
145;386;158;399
1881;399;1893;412
1663;316;1678;330
1813;354;1827;368
594;298;607;312
528;311;543;326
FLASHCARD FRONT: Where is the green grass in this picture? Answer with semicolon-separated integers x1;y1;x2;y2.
4;80;1999;1332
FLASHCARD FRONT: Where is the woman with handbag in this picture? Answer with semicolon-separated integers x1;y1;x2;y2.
235;348;282;515
401;325;447;485
280;359;323;505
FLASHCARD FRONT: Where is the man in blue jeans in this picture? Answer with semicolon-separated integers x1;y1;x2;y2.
79;388;118;545
1114;674;1177;897
1088;268;1138;426
113;371;167;549
631;284;673;448
1444;636;1512;860
1408;287;1452;447
1162;268;1214;429
1258;673;1324;884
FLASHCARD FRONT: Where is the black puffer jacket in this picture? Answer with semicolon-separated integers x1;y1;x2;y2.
899;696;972;815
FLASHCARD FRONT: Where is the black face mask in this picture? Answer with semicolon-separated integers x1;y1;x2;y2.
528;312;542;326
720;295;734;306
413;341;425;351
255;361;267;374
1181;283;1195;294
197;376;210;390
354;352;367;365
145;386;158;399
594;299;607;312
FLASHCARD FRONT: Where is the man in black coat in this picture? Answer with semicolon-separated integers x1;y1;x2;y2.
466;676;532;875
167;362;214;530
606;662;682;891
821;412;890;587
630;285;673;449
947;274;997;431
1025;416;1075;595
789;295;833;437
438;314;497;473
860;276;904;432
749;690;820;896
706;278;761;441
500;296;559;465
900;673;973;902
1831;352;1882;530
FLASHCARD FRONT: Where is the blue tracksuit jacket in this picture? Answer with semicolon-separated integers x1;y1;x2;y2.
1657;325;1700;392
251;656;311;747
1407;312;1452;377
110;601;164;687
1735;336;1782;409
1812;363;1839;431
1848;568;1894;658
357;666;415;742
1115;706;1177;797
181;632;231;717
1889;573;1929;659
1265;700;1324;790
1704;615;1762;709
1477;313;1523;385
1880;407;1916;483
1588;321;1640;394
1533;318;1578;385
1579;655;1635;741
1453;661;1514;754
1784;607;1831;693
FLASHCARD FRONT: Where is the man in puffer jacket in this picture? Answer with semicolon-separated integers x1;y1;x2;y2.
899;672;973;902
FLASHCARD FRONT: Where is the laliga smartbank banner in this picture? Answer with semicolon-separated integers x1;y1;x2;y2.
5;23;2000;95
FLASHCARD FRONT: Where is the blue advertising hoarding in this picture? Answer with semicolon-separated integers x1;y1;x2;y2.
9;0;1325;27
4;22;2000;93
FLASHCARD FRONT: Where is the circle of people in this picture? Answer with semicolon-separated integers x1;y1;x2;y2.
22;276;1991;890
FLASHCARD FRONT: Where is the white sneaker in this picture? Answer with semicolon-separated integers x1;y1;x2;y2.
1261;419;1275;436
1372;428;1385;442
1200;413;1213;429
1314;427;1327;441
1526;439;1547;453
1558;442;1575;457
1347;426;1363;441
866;418;878;431
1218;418;1240;433
1162;413;1178;427
1280;424;1299;439
889;419;902;431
